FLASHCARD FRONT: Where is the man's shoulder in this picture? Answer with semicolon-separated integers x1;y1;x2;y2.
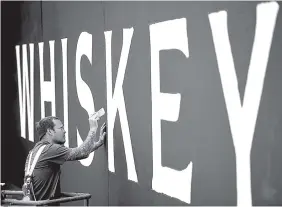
43;143;71;163
41;142;69;155
47;143;68;151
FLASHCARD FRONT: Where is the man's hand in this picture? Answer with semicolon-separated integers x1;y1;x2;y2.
66;110;106;161
99;122;107;142
89;113;99;132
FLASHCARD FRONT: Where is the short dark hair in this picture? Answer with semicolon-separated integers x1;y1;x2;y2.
36;116;60;140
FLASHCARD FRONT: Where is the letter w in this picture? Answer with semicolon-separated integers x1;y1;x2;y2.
15;44;34;142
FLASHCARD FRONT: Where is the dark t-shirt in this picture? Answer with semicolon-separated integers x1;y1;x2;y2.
25;140;72;200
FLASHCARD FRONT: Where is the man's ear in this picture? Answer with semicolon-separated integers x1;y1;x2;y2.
47;128;53;136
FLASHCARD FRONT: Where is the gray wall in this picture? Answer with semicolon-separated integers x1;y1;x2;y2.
2;1;282;206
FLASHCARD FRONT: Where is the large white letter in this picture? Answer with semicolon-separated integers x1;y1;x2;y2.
15;44;34;141
105;28;138;182
76;32;95;166
149;18;193;204
209;2;279;206
39;41;56;118
61;38;69;147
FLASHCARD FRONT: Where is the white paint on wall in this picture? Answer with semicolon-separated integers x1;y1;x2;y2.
105;28;138;182
39;41;56;118
75;32;96;166
61;38;69;147
15;44;34;141
150;18;193;204
209;2;279;206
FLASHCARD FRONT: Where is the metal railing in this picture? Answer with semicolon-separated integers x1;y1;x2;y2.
1;190;91;206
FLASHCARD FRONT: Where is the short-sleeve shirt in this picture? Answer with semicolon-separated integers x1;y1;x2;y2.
25;140;72;200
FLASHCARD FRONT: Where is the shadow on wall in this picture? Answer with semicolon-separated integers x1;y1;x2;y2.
1;2;35;188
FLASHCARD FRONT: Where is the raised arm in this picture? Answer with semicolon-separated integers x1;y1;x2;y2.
66;114;106;161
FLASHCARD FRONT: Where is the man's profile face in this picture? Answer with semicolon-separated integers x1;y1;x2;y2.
51;119;66;145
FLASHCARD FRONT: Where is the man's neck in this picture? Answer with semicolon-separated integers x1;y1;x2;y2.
41;136;53;144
